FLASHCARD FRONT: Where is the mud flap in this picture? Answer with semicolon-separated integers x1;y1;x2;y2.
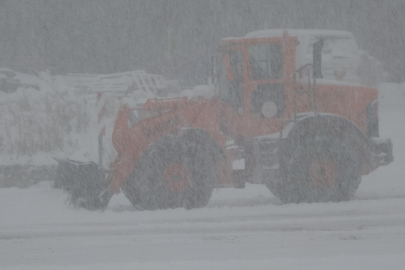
54;159;113;210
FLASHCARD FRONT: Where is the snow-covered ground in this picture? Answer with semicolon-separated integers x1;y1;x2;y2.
0;83;404;269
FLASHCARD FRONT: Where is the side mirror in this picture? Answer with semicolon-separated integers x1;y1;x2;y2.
223;53;234;81
210;52;221;85
211;54;216;84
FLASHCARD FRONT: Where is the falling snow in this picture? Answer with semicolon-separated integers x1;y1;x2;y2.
0;1;405;269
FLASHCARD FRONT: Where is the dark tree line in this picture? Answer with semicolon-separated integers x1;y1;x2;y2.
0;0;404;85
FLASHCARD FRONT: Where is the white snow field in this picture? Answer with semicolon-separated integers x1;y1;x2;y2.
0;83;405;269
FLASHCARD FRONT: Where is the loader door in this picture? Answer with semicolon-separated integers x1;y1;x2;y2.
218;35;297;137
248;44;286;119
219;42;286;118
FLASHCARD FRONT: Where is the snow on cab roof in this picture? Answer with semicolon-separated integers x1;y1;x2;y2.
244;29;354;39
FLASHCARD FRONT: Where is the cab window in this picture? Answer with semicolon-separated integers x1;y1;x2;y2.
249;44;283;80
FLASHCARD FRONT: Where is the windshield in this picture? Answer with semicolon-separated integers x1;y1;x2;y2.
249;44;283;80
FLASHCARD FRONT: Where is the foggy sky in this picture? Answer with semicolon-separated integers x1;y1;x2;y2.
0;0;404;85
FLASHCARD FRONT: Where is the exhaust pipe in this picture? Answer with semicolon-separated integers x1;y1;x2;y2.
313;38;324;79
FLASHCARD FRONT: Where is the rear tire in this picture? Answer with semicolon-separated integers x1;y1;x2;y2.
123;135;215;210
268;126;361;203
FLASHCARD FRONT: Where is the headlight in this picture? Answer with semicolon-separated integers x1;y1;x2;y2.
261;101;278;118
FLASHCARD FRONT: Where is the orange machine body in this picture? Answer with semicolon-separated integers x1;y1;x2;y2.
108;33;379;193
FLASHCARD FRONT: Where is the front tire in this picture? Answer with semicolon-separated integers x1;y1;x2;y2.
123;135;215;210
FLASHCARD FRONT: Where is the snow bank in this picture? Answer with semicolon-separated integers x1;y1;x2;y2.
0;74;95;188
0;71;101;160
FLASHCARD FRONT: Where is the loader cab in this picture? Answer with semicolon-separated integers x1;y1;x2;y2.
218;33;298;123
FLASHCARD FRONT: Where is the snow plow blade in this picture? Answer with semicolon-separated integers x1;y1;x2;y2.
54;159;113;210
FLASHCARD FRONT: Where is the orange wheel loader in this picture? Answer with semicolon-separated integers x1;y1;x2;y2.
55;31;393;210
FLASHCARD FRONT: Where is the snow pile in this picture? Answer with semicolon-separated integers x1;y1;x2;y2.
0;74;96;187
0;73;95;187
0;89;89;157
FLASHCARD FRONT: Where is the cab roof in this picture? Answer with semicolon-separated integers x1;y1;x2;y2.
244;29;354;39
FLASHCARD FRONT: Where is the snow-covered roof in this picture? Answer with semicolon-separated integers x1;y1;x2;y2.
245;29;354;39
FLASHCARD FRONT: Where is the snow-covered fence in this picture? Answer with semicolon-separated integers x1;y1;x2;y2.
0;90;89;156
63;70;182;167
64;70;180;96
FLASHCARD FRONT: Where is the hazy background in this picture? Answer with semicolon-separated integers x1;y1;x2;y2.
0;0;404;85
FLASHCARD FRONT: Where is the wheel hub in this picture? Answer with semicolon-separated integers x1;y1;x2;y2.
309;158;337;187
163;163;191;193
